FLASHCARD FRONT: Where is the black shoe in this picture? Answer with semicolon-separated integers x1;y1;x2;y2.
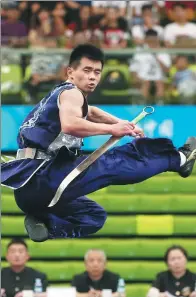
24;215;49;242
178;137;196;178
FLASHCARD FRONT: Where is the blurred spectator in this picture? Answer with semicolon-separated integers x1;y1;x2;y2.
64;1;86;26
72;249;125;297
28;6;67;46
69;31;88;48
52;1;67;18
166;0;196;10
28;8;57;48
99;7;129;49
164;3;196;48
169;55;196;101
66;5;92;47
146;245;196;297
165;1;196;22
26;7;66;103
1;5;28;48
128;1;165;26
18;1;30;28
52;16;66;39
52;2;67;17
1;238;48;297
23;52;66;103
130;29;171;101
75;5;91;31
128;0;151;19
28;2;41;29
131;4;164;46
51;2;66;38
92;1;127;17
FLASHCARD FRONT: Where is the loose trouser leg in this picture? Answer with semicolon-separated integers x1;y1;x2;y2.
58;138;181;200
47;196;107;239
15;138;181;212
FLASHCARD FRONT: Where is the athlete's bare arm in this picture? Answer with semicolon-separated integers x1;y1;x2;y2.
88;105;121;124
59;89;137;138
88;106;144;137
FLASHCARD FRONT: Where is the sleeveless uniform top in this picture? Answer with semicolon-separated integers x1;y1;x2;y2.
18;81;88;153
2;81;88;189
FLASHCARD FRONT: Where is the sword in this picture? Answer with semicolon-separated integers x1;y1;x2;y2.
48;106;154;207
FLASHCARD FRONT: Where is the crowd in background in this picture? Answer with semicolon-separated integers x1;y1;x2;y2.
1;239;196;297
1;0;196;103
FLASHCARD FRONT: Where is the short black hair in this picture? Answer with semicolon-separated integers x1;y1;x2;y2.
173;2;186;10
69;44;105;68
145;29;158;37
142;4;153;12
7;238;28;250
164;245;188;263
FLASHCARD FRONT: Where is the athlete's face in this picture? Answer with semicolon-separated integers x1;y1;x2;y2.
67;57;102;94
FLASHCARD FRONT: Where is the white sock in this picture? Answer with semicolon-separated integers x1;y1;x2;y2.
179;152;187;167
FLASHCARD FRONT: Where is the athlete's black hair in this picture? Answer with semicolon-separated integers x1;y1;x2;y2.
69;44;105;68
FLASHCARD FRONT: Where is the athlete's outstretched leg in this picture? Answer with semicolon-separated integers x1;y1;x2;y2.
59;138;182;199
15;137;196;210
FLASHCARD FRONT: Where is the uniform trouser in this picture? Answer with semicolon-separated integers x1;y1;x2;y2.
14;138;181;239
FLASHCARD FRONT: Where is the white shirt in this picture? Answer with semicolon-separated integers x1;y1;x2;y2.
128;1;149;15
164;22;196;44
92;1;127;8
130;49;171;81
132;24;164;41
128;1;165;16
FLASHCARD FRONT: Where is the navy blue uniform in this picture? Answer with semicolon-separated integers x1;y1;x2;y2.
2;82;181;239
